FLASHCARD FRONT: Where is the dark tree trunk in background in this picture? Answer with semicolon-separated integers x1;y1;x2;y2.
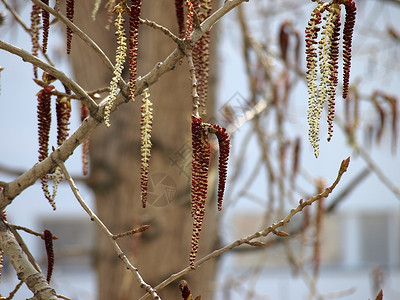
70;2;219;299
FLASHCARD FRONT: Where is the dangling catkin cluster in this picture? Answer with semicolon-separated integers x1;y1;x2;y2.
105;4;127;127
37;79;56;210
190;117;211;268
189;117;230;268
305;0;356;157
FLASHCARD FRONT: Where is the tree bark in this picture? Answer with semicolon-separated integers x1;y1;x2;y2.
70;2;219;299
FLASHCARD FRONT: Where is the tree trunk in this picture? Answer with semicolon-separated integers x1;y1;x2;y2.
70;2;219;299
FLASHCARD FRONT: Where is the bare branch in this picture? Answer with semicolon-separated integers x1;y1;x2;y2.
56;161;160;300
140;17;180;44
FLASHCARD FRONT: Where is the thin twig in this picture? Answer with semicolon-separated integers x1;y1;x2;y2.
2;280;23;300
8;224;58;239
56;161;160;300
112;225;151;240
139;157;350;299
140;18;180;44
186;51;200;116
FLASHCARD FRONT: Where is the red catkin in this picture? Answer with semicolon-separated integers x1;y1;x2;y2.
43;229;55;283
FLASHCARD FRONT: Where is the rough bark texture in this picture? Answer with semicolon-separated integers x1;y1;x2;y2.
70;1;219;299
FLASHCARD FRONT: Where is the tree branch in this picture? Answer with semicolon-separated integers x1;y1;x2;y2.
0;220;58;300
0;0;248;211
139;157;350;299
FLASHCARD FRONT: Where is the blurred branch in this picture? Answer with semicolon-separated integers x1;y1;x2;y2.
383;0;400;6
0;164;24;177
336;116;400;200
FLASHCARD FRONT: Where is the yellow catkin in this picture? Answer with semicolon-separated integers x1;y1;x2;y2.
105;4;127;127
140;88;153;208
91;0;102;21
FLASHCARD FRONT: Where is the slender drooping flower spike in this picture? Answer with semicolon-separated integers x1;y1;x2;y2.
37;83;56;210
92;0;102;21
185;0;195;41
66;0;75;54
175;0;185;38
41;0;50;54
318;4;341;142
129;0;142;101
56;96;71;146
81;103;89;176
190;117;211;268
37;85;54;163
43;230;55;283
140;88;153;208
30;4;41;78
305;3;327;158
209;123;230;211
105;3;127;127
342;0;356;99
